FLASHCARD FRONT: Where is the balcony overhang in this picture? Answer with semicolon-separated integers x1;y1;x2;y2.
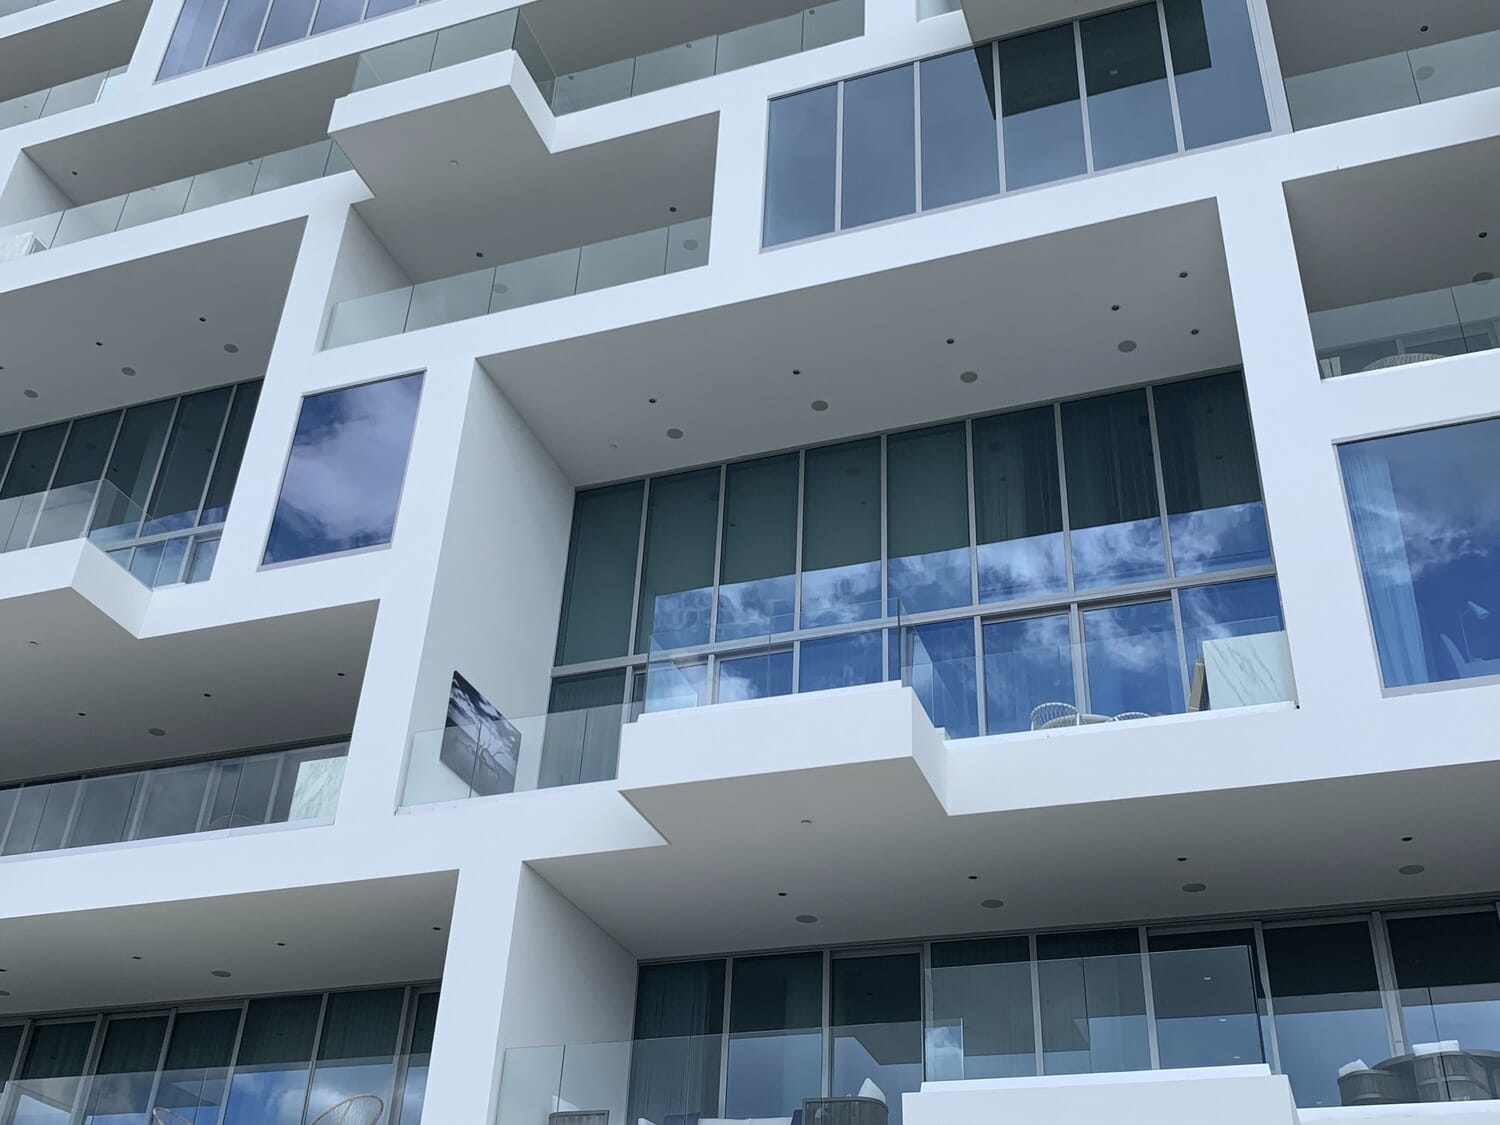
0;0;147;103
957;0;1127;46
329;50;717;283
533;685;1500;959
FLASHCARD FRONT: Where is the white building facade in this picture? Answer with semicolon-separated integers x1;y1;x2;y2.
1;0;1498;1121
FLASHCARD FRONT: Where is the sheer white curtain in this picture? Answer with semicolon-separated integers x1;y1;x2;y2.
1342;445;1428;686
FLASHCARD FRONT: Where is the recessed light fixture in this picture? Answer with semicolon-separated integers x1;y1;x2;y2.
223;343;239;354
336;671;346;677
432;925;443;932
77;712;86;717
26;640;39;647
1177;856;1189;862
131;955;143;961
667;427;684;439
811;400;829;412
967;874;979;881
198;316;207;323
1190;328;1200;336
210;970;232;978
777;891;788;897
448;159;459;167
980;899;1005;909
648;397;658;404
1400;835;1414;843
147;727;166;736
1182;882;1207;893
669;205;678;213
23;389;38;399
475;251;485;258
800;818;813;825
683;238;699;251
121;366;136;376
95;341;104;347
202;692;213;698
1480;231;1489;239
1111;304;1121;312
1399;864;1425;876
0;991;10;998
959;370;978;384
276;941;287;947
1202;976;1213;982
945;337;955;345
495;282;509;294
1118;340;1137;353
1414;65;1435;80
792;368;802;375
1178;271;1190;279
1420;24;1428;31
795;914;818;924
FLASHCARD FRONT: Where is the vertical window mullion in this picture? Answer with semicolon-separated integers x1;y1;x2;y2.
1369;912;1408;1057
911;61;923;212
626;479;651;656
1139;926;1162;1070
1029;933;1044;1075
833;82;845;232
1051;404;1075;594
879;434;890;668
991;40;1006;193
1155;0;1187;153
707;463;728;646
1072;20;1095;173
1252;920;1283;1075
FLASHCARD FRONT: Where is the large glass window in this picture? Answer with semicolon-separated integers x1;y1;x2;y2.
9;1021;95;1125
81;1015;169;1125
1154;373;1270;575
1340;419;1500;688
222;995;322;1124
1079;4;1179;170
1082;599;1184;718
929;936;1035;1079
1387;911;1500;1056
718;455;798;641
92;400;175;543
1263;922;1392;1109
841;65;916;229
1036;929;1151;1076
1163;0;1270;149
635;469;721;653
263;373;423;565
1147;930;1267;1069
726;954;823;1119
1178;577;1288;710
541;671;625;788
144;386;233;535
982;612;1075;734
630;962;725;1125
799;631;883;694
556;483;644;665
764;86;838;247
304;989;404;1120
1062;390;1166;589
831;952;923;1124
154;1008;241;1123
29;411;119;548
998;25;1088;190
920;49;1000;210
887;424;971;613
802;439;882;627
905;619;978;739
973;407;1065;602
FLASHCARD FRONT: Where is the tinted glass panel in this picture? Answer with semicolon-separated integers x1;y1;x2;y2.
842;65;916;228
718;455;798;641
1387;912;1500;1054
726;954;822;1119
93;401;174;542
906;618;978;738
200;380;262;525
257;0;316;49
831;953;923;1125
1178;577;1286;709
132;763;213;840
540;671;624;788
718;650;793;703
69;773;142;847
1062;390;1165;588
0;1024;22;1086
983;612;1075;734
305;989;403;1121
1081;4;1178;170
207;0;274;63
30;412;119;547
160;0;229;77
82;1015;169;1125
998;25;1088;189
887;424;971;613
1154;375;1269;575
635;469;720;653
1147;930;1266;1069
264;373;423;564
799;630;883;693
224;995;322;1125
396;993;438;1125
1264;922;1389;1108
1164;0;1270;149
12;1021;95;1125
0;424;66;551
921;49;1000;209
146;386;232;534
973;407;1065;602
310;0;364;34
556;483;644;664
1037;929;1150;1075
930;937;1034;1079
802;439;882;627
1083;599;1184;718
631;962;725;1125
764;86;838;246
1340;420;1500;688
156;1009;241;1123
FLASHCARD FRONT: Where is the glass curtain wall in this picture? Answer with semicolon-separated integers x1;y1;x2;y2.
552;372;1284;737
763;0;1270;245
0;381;261;587
0;986;438;1125
623;903;1500;1114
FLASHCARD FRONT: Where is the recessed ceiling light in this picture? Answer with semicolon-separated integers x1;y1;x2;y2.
980;899;1005;909
147;727;166;736
94;341;104;347
683;238;699;251
1190;329;1200;336
777;891;788;897
1177;856;1188;862
1420;24;1428;31
223;343;239;354
202;692;212;698
945;337;955;345
795;914;818;924
667;427;684;439
0;991;9;997
495;282;509;294
23;389;38;399
792;368;802;375
1399;864;1425;876
475;251;485;258
1111;304;1121;312
1400;836;1414;843
1118;340;1137;353
811;400;829;412
1178;271;1189;279
1414;65;1435;80
198;316;207;323
669;205;678;213
77;712;86;717
276;941;286;947
959;370;978;383
210;969;232;978
1182;882;1207;893
448;159;459;167
121;366;136;376
131;955;142;961
800;818;813;825
967;874;979;881
336;671;346;677
26;640;39;647
432;925;443;932
1480;231;1489;239
648;397;658;404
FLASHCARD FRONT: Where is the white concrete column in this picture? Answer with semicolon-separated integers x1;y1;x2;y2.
1217;181;1385;717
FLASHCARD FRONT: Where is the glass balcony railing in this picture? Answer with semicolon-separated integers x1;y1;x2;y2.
0;65;125;132
545;0;862;115
324;217;711;348
0;740;347;857
0;139;350;264
1285;28;1500;130
0;478;223;588
350;9;530;92
1310;279;1500;379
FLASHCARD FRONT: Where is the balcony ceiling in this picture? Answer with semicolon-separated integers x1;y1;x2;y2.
0;220;302;432
484;200;1241;486
0;0;149;103
1268;0;1500;77
0;592;374;781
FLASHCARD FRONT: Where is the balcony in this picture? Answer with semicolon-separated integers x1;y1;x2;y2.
1275;8;1500;131
324;218;711;348
1311;279;1499;379
0;140;348;264
0;65;122;132
0;738;347;857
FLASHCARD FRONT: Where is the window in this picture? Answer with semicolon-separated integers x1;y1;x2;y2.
802;439;882;627
920;49;1000;209
905;619;978;738
718;650;793;702
1163;0;1270;149
1387;911;1500;1055
144;386;233;535
223;995;322;1124
10;1021;96;1124
973;406;1065;602
764;86;838;246
630;962;725;1125
998;25;1088;190
1340;419;1500;688
264;373;423;565
304;990;405;1122
1147;930;1267;1069
1036;929;1151;1075
726;954;823;1119
799;631;883;693
841;66;917;229
1079;4;1178;170
556;483;644;665
929;937;1035;1078
81;1015;169;1125
1082;599;1184;717
831;952;923;1123
635;469;720;653
718;454;798;641
982;612;1074;734
887;423;971;613
540;671;626;788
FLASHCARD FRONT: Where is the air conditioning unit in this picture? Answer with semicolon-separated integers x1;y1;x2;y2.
0;231;46;263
